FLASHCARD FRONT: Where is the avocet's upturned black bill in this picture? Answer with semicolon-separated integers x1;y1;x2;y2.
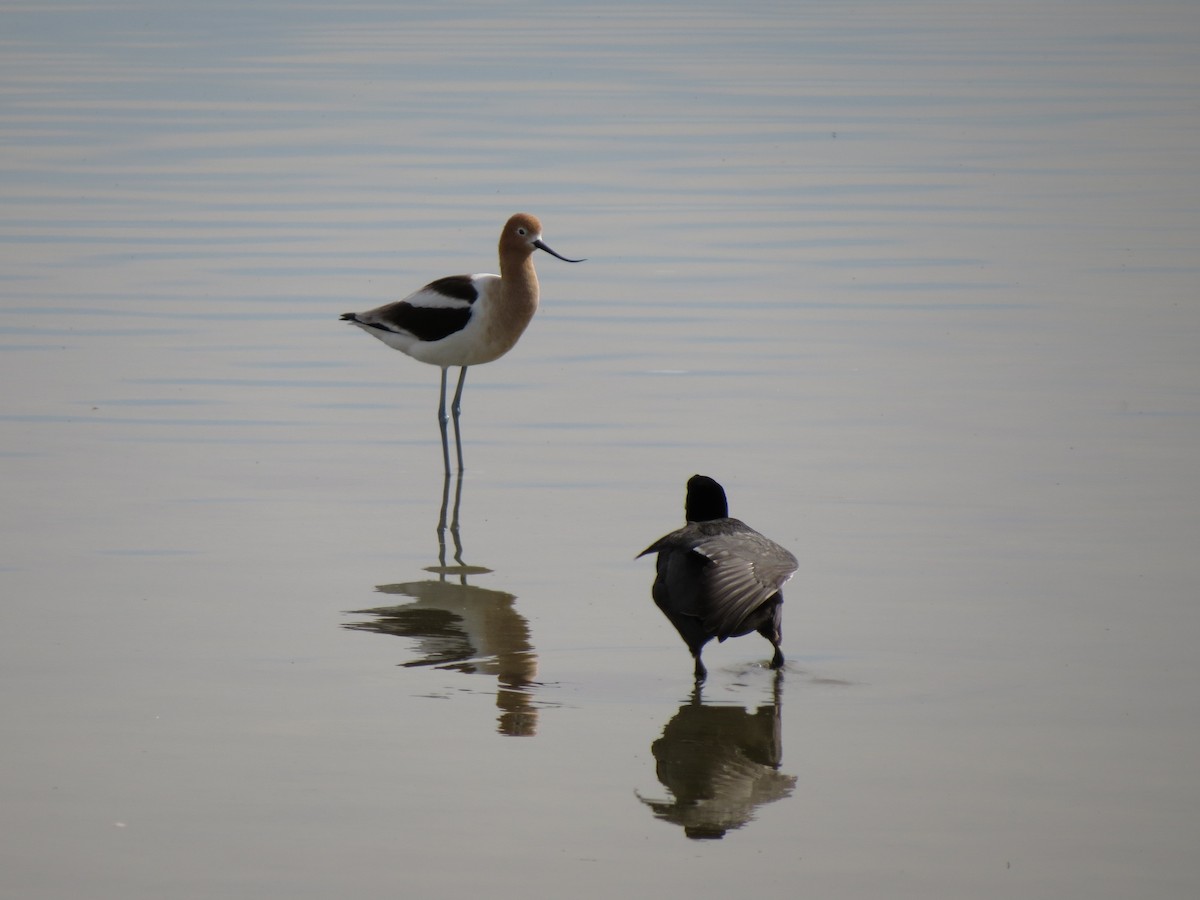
638;475;799;681
340;213;583;473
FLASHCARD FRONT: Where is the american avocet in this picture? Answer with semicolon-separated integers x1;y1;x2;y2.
341;213;583;473
638;475;799;681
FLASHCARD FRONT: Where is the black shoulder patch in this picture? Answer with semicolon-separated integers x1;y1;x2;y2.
424;275;478;304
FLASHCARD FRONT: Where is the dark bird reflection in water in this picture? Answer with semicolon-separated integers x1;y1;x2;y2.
637;673;796;839
344;472;539;737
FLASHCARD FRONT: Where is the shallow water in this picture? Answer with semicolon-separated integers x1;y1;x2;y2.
3;1;1199;897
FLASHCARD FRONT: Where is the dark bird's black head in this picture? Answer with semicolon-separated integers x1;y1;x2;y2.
684;474;728;523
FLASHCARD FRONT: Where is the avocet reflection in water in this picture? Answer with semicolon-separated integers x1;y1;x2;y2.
343;473;540;737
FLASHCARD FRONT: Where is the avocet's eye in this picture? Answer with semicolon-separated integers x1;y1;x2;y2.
516;227;528;236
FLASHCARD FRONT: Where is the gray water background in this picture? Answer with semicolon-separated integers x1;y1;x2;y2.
2;1;1199;897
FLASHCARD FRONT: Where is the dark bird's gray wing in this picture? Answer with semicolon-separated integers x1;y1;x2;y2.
691;524;798;639
639;525;709;618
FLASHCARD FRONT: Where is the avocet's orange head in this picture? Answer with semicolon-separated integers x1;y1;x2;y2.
500;213;585;263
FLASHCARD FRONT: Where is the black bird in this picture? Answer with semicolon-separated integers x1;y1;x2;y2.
638;475;799;681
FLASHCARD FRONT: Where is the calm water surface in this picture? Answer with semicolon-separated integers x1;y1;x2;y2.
2;1;1199;897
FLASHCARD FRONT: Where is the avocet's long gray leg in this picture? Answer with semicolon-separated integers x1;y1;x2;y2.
450;366;468;472
437;367;452;475
449;467;465;565
436;470;452;567
434;470;466;569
